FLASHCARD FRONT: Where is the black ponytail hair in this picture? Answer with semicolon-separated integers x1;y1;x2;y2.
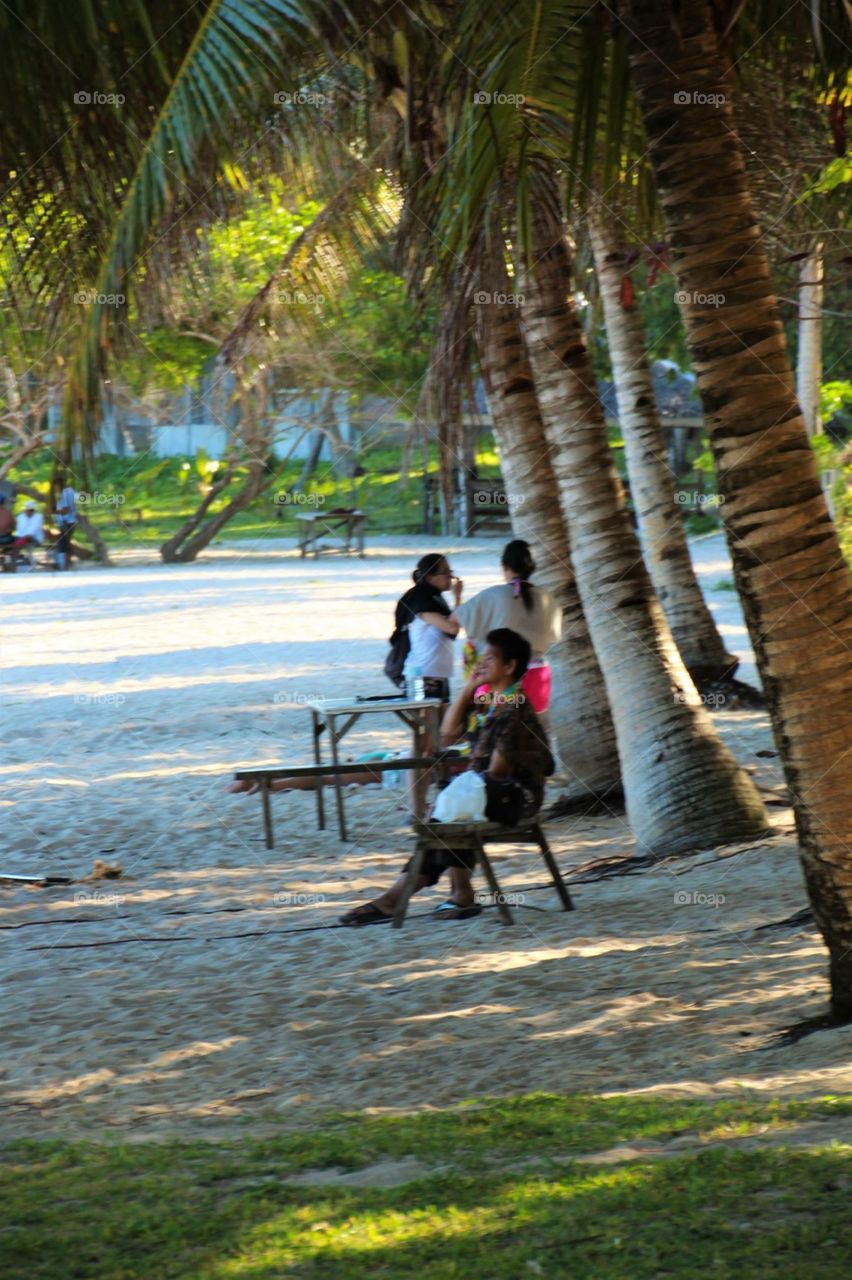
501;539;536;612
413;552;448;583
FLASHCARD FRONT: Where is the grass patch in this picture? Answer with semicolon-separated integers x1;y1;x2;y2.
3;1092;851;1278
8;445;503;547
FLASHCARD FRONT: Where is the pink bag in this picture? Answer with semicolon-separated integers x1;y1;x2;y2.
474;663;551;715
521;663;551;714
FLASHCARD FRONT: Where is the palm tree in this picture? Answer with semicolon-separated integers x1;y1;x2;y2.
473;232;621;799
516;169;768;855
587;206;739;683
623;0;852;1014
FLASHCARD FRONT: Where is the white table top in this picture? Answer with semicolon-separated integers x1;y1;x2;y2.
306;696;443;716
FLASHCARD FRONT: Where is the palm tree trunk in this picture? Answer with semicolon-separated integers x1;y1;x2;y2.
475;259;621;800
797;243;823;439
517;179;768;856
625;0;852;1016
161;459;268;563
588;209;737;682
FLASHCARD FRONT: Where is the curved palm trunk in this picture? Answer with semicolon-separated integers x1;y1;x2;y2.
625;0;852;1015
475;266;621;800
161;459;268;563
588;210;737;682
517;185;767;856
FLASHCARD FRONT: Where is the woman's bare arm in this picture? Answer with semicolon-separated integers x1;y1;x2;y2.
419;610;460;636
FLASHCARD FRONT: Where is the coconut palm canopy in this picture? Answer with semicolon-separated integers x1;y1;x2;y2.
0;0;847;448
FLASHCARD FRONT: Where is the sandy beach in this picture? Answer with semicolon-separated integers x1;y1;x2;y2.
1;533;849;1143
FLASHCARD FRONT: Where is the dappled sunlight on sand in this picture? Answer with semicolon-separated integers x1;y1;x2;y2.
1;538;848;1141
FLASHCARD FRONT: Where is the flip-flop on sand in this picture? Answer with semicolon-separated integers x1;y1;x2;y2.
430;901;483;921
338;903;394;926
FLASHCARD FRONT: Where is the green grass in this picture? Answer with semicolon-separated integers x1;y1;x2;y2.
3;1092;851;1278
9;445;504;547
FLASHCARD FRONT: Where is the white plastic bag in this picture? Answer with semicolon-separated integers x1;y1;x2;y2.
432;769;487;822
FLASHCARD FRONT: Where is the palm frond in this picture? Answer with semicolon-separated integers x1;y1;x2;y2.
58;0;329;456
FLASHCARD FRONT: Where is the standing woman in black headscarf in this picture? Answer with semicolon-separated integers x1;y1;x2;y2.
387;552;463;701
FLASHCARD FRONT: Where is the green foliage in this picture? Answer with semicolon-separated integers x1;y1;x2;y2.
802;154;852;198
335;269;436;404
2;1092;850;1279
118;330;215;398
820;380;852;431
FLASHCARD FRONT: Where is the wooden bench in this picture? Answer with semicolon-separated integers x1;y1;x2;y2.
392;819;574;927
14;543;53;571
234;754;451;849
296;508;366;557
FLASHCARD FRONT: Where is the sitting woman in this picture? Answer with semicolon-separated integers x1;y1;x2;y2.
340;627;554;925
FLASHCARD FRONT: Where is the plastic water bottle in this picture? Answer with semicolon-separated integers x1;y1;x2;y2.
403;656;425;700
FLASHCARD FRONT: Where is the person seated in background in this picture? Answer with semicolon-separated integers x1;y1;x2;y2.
0;495;14;556
14;497;44;563
339;627;554;925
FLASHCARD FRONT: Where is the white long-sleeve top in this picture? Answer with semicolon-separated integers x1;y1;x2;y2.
15;510;44;543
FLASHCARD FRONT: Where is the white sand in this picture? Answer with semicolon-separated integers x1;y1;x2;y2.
1;533;849;1142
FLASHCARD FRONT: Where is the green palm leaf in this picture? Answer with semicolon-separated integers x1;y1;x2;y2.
61;0;325;456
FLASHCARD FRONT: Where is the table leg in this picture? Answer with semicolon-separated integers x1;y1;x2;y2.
311;710;325;831
260;778;274;850
412;710;427;821
327;715;348;841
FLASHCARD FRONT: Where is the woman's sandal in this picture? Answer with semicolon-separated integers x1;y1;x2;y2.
431;901;482;921
339;903;394;926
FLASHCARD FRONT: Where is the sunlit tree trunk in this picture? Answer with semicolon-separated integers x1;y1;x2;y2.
797;242;823;439
626;0;852;1016
517;176;768;857
588;208;737;682
475;242;621;799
